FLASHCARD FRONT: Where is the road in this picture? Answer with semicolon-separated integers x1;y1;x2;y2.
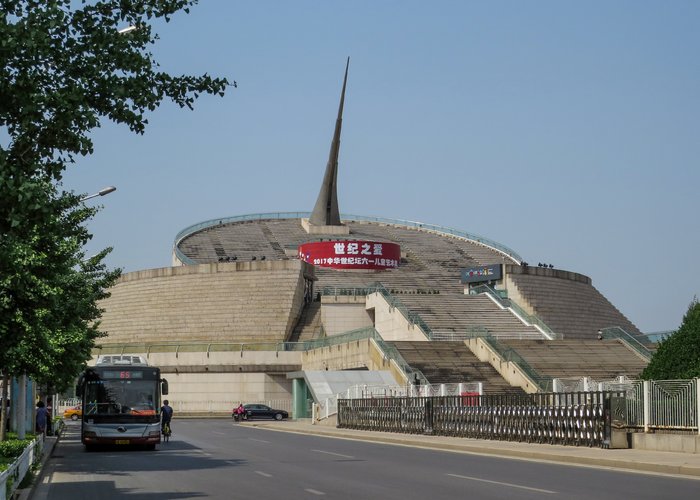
35;419;699;499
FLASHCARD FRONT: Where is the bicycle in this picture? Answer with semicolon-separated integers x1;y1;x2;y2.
162;422;171;443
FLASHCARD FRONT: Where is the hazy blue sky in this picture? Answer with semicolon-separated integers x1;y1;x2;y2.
63;1;699;334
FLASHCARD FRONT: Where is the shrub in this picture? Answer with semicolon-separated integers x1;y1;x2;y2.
0;439;32;459
642;299;700;380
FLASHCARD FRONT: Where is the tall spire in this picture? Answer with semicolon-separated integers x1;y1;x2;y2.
309;57;349;227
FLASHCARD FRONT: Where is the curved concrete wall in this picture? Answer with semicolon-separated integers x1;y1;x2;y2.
505;265;641;339
98;260;314;345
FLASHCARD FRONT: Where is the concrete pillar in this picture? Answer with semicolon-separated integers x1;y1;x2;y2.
696;378;700;436
16;375;26;440
583;377;591;392
292;378;307;419
643;380;651;433
552;378;562;393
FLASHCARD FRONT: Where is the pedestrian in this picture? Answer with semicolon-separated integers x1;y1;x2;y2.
234;403;245;422
161;399;173;434
36;400;49;435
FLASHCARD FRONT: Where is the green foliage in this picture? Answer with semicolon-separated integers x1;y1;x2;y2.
0;1;229;389
641;298;700;380
0;187;121;390
0;438;32;459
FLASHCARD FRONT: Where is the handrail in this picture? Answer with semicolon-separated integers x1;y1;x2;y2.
297;326;430;385
92;330;427;386
470;284;561;339
642;330;674;343
0;435;42;500
372;336;431;386
172;212;523;266
94;341;312;354
321;283;437;341
600;326;653;361
467;331;551;392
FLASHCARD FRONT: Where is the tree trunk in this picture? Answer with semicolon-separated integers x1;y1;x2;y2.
0;372;9;440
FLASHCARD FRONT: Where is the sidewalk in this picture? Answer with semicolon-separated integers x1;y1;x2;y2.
14;434;59;500
250;420;700;479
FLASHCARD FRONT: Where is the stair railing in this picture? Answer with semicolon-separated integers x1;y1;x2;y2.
470;284;561;339
600;326;653;361
465;330;552;392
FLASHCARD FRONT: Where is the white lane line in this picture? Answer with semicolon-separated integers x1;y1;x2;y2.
249;438;270;443
304;489;325;495
255;471;272;477
311;449;354;459
446;474;557;494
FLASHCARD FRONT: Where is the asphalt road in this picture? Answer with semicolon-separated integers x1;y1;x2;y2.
34;419;699;499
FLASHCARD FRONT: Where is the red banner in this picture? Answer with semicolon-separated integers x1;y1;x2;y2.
298;240;400;270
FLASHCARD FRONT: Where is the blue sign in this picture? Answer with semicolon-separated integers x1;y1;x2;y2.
461;264;502;284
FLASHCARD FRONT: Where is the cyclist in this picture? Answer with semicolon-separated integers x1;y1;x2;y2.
161;399;173;436
234;403;245;422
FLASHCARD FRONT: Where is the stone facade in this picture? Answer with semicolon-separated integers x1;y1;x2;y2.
98;260;314;345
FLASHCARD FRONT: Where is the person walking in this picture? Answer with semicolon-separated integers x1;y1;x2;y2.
36;401;49;436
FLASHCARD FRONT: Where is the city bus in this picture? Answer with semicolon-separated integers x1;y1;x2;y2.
76;354;168;450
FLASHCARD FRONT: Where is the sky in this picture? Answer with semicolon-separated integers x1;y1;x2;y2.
62;1;699;334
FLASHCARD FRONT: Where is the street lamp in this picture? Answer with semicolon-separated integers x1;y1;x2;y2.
81;186;116;202
118;26;137;34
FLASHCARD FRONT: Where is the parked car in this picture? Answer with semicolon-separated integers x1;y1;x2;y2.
63;404;82;421
234;403;288;421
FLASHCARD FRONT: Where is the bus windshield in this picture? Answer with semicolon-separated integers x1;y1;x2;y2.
84;368;161;417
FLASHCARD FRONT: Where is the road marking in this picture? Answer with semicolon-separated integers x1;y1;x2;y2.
249;438;270;443
255;471;272;477
311;449;354;459
305;489;325;495
446;474;557;494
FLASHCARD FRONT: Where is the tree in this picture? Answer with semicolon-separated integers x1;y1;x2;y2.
641;298;700;380
0;0;229;416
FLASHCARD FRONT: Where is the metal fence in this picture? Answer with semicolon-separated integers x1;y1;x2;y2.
173;212;523;266
0;435;43;500
338;391;624;448
552;378;700;434
625;379;699;433
315;382;484;420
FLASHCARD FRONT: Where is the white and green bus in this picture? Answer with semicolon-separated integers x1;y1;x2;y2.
76;355;168;450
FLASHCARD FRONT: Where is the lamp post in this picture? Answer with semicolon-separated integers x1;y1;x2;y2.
81;186;116;202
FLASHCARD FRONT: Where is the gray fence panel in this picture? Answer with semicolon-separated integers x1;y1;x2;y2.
338;392;621;448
